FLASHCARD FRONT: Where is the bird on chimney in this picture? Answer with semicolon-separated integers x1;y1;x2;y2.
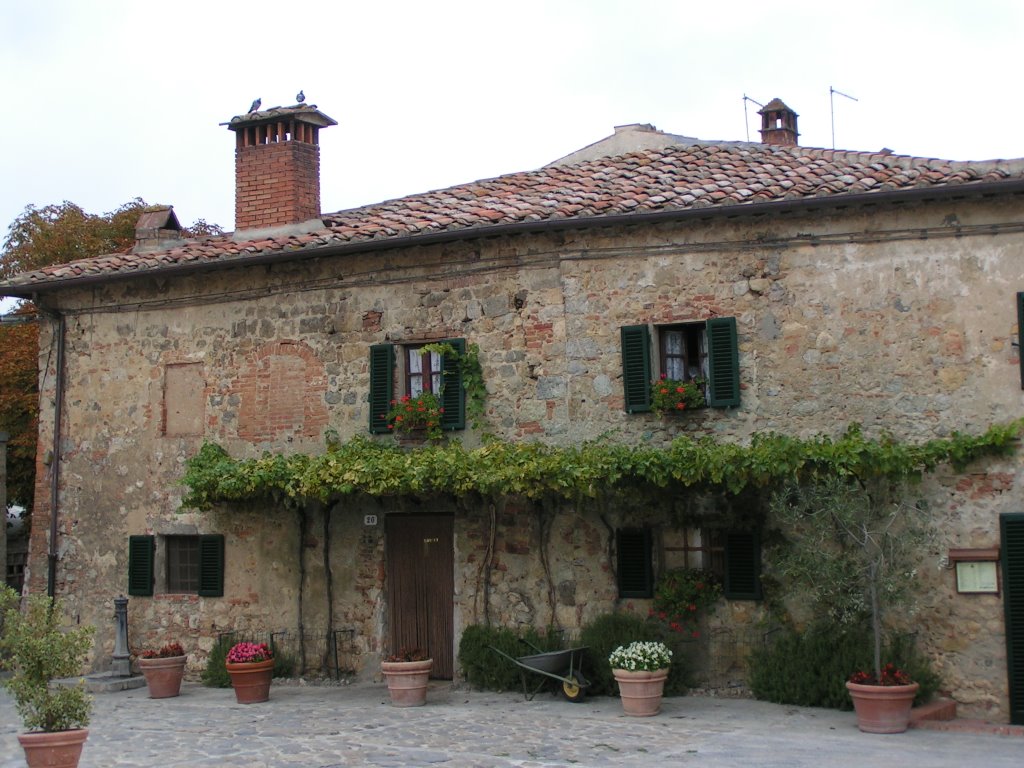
296;90;305;103
248;97;262;113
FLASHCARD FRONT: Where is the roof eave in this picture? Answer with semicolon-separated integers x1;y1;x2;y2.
5;178;1024;300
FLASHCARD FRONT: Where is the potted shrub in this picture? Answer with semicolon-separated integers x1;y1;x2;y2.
381;648;433;707
137;641;187;699
224;641;274;704
608;640;673;717
0;586;95;768
770;475;932;733
382;392;445;442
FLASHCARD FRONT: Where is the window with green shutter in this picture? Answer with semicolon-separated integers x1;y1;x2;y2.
370;339;466;433
620;318;739;413
616;528;653;598
128;535;155;596
723;531;762;600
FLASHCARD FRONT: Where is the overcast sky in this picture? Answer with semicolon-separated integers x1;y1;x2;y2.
2;0;1022;311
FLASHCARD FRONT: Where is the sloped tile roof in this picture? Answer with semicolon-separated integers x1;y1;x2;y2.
4;142;1022;292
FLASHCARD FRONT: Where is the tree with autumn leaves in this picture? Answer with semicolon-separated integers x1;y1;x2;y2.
0;200;221;528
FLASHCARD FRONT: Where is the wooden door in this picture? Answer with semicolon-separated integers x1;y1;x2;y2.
1001;513;1024;725
386;515;454;679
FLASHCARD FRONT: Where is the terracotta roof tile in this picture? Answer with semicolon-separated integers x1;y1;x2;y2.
4;142;1023;291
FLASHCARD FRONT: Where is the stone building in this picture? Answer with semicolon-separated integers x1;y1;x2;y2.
3;99;1024;722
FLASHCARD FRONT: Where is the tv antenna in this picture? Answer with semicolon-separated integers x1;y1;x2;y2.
742;95;764;142
830;86;858;149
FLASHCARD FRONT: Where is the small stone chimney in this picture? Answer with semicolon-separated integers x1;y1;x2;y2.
223;104;337;233
758;98;799;147
134;206;183;252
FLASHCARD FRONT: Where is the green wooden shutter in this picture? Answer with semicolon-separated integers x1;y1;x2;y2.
620;325;652;413
616;528;653;598
369;344;394;434
1017;293;1024;390
440;338;466;430
707;316;740;407
198;534;225;597
128;535;155;596
1001;513;1024;724
724;531;761;600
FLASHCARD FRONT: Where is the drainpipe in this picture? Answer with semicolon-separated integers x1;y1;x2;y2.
45;309;66;598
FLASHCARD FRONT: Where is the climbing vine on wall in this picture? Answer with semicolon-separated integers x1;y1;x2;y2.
180;419;1024;511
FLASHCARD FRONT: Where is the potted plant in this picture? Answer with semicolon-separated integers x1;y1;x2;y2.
0;586;94;768
650;374;706;415
608;640;673;717
770;475;932;733
381;648;433;707
137;641;187;699
224;641;274;704
383;392;445;442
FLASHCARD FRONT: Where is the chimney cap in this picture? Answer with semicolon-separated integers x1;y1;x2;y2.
221;104;337;130
135;205;181;232
758;98;798;118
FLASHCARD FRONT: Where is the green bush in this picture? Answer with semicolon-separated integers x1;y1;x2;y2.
579;612;691;696
201;637;231;688
748;624;940;710
0;586;95;731
457;624;564;692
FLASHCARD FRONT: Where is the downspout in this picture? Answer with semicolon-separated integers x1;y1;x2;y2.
46;309;66;597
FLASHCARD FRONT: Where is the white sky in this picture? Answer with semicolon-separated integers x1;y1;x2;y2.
1;0;1022;314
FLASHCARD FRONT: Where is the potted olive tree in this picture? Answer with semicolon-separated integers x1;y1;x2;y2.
770;476;931;733
0;585;95;767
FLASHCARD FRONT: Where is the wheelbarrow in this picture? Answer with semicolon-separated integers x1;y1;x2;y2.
489;641;590;702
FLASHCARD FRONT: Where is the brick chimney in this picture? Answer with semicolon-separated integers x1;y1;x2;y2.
223;104;337;232
758;98;799;146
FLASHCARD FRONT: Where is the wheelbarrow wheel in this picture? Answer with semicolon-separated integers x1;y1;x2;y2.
561;672;586;702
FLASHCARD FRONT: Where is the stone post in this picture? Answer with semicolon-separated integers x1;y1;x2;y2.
0;431;8;591
112;595;131;676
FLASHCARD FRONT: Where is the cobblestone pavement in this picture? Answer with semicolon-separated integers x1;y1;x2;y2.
2;680;1023;767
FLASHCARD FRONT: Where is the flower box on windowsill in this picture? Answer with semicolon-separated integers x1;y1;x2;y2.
651;377;706;416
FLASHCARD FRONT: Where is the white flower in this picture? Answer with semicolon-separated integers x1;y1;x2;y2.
607;641;672;671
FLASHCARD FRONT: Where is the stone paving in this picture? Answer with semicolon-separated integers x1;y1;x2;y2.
2;680;1023;767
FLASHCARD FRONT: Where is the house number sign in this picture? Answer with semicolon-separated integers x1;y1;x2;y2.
364;515;378;526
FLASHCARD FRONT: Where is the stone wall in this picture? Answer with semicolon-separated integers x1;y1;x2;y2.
23;194;1024;718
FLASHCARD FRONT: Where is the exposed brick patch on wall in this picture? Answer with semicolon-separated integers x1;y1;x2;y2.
232;340;328;441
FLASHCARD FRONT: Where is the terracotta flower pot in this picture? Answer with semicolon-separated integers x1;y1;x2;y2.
226;658;275;704
612;668;669;717
139;655;187;698
846;680;920;733
18;728;89;768
381;659;433;707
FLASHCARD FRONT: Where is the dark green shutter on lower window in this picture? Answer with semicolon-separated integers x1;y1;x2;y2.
128;535;155;596
440;338;466;430
1017;293;1024;390
620;325;652;413
724;531;761;600
707;316;740;407
369;344;394;434
1001;513;1024;724
198;534;225;597
617;528;653;598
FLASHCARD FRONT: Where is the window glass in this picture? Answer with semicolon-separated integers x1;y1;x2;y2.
166;536;199;593
407;347;442;396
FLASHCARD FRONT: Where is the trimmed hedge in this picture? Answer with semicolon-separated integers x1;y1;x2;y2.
748;625;940;709
458;624;564;692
